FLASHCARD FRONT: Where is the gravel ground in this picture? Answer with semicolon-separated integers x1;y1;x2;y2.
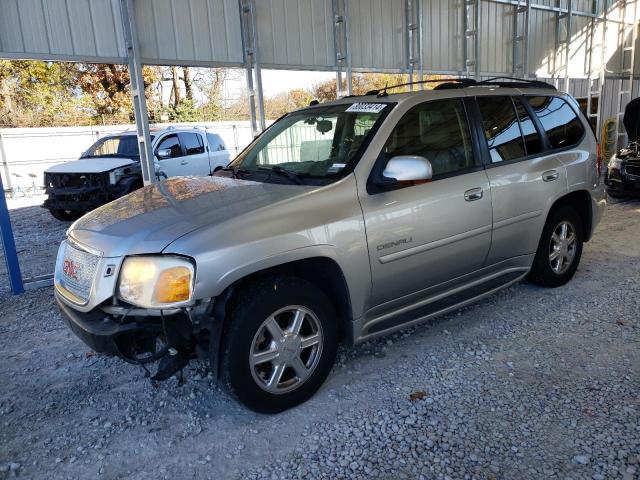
1;198;639;480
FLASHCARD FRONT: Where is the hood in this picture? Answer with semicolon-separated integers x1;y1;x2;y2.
68;176;314;257
45;157;137;174
623;97;639;143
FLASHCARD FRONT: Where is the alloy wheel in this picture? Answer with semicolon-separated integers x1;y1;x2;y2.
249;306;323;394
548;220;577;275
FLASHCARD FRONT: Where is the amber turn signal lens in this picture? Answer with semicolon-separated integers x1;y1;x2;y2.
153;266;192;304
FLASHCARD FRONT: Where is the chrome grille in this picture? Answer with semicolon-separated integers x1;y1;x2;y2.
58;242;100;303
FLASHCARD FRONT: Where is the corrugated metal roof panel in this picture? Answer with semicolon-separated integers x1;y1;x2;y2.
0;0;125;62
255;0;335;69
349;0;406;70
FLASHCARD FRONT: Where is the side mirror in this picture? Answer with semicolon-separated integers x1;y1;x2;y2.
381;155;433;184
156;148;172;160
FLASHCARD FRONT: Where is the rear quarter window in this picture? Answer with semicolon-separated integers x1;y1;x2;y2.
526;96;585;149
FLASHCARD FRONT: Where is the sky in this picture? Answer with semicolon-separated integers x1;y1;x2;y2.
223;69;335;99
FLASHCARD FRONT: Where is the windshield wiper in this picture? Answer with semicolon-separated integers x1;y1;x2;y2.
257;165;303;184
220;166;250;179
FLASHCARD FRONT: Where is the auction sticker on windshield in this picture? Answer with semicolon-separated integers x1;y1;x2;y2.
345;103;387;113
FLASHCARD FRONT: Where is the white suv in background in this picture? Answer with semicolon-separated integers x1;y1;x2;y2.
43;126;231;220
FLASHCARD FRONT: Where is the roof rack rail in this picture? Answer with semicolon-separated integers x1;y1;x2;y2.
364;76;555;97
369;78;477;97
476;76;556;90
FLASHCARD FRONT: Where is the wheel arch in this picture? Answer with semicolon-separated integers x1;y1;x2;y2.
207;256;354;376
547;189;593;242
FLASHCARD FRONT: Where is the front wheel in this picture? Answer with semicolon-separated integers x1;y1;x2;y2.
528;206;583;288
219;276;338;413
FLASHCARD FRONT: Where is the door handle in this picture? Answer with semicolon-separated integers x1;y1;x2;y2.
180;160;188;165
464;187;483;201
542;170;559;182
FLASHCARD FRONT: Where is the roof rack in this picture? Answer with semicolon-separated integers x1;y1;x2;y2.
367;78;477;97
475;76;556;90
367;76;555;97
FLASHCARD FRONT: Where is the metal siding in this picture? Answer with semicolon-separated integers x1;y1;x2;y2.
0;0;124;61
255;0;334;69
422;0;463;73
132;0;243;65
349;0;405;70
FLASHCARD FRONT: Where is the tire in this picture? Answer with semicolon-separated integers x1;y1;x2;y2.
528;205;583;288
49;208;84;221
219;275;338;413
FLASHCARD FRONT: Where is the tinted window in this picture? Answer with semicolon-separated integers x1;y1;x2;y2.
477;96;526;163
181;132;205;155
383;98;474;177
207;133;226;151
513;98;542;155
526;96;585;149
156;134;182;158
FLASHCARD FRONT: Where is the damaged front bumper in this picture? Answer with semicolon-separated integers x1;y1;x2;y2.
56;290;224;380
44;185;127;212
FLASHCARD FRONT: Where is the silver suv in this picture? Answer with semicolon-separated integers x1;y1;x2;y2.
54;78;605;413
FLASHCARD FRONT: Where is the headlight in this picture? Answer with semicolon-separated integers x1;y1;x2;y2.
108;167;127;185
608;157;622;169
117;256;195;308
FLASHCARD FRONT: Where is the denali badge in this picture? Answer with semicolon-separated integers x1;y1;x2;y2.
377;237;413;251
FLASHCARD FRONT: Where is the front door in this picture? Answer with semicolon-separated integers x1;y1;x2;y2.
154;133;185;178
359;98;493;307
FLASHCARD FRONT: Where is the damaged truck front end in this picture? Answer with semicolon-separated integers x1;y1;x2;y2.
44;169;141;221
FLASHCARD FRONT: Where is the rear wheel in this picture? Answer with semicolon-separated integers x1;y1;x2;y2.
219;275;338;413
49;208;83;221
528;206;583;288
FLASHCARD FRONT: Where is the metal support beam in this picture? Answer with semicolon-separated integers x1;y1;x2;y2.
333;0;350;97
614;0;638;148
586;0;607;134
119;0;155;185
463;0;481;78
0;174;23;295
513;0;531;77
405;0;421;89
240;0;265;136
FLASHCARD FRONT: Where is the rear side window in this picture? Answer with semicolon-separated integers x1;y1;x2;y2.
476;96;526;163
513;98;543;156
207;133;226;151
180;132;205;155
526;96;585;149
383;98;475;178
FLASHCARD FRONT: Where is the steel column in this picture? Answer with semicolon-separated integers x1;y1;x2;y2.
240;0;265;136
405;0;421;89
0;174;23;295
333;0;349;97
513;0;531;77
120;0;155;185
463;0;481;78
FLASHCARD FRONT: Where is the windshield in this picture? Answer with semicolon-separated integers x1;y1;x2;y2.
82;135;152;159
229;103;390;183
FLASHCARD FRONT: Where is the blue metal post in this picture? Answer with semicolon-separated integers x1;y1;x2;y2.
0;173;24;294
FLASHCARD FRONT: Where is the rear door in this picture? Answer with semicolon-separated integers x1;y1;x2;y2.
359;97;493;307
206;132;231;171
473;95;576;264
178;132;210;175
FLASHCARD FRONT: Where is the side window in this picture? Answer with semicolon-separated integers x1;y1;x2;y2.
476;96;526;163
180;132;205;155
207;133;226;151
513;98;543;156
156;134;182;158
526;96;585;149
383;98;475;178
